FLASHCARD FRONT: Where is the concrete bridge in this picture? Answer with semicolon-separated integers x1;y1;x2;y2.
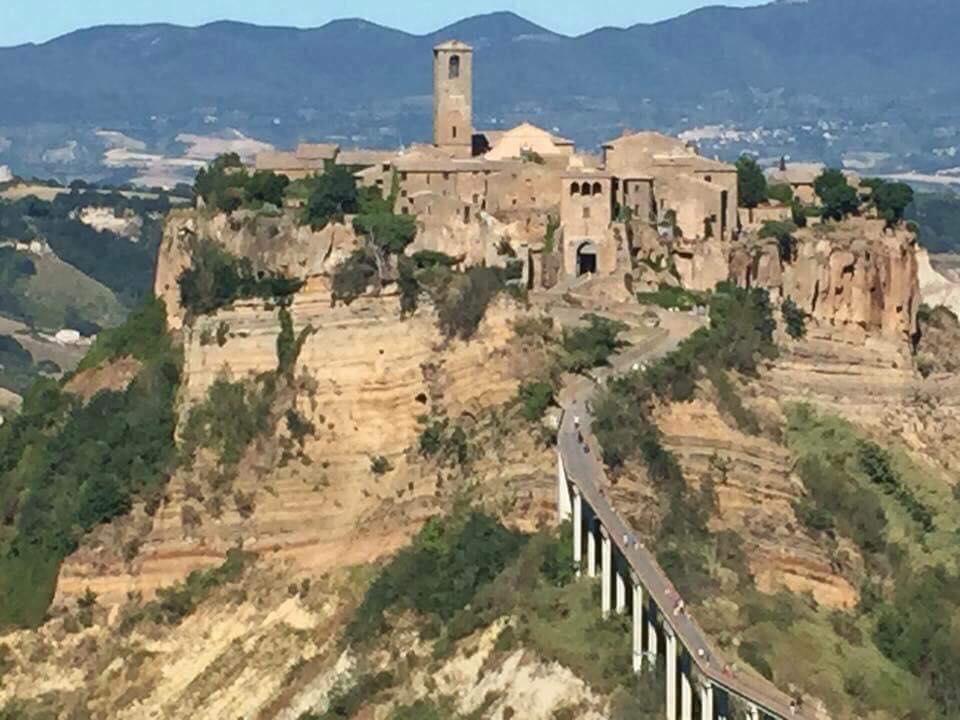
556;387;812;720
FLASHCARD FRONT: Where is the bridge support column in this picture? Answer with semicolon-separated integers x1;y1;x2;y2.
647;605;658;668
631;576;644;673
601;526;612;618
572;487;582;577
557;451;572;520
748;704;760;720
665;627;677;720
615;569;627;615
680;661;693;720
700;682;714;720
587;516;597;578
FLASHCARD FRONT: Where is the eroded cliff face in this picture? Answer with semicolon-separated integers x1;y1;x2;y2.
55;284;554;606
155;208;361;330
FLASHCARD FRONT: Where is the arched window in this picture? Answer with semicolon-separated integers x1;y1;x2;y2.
570;182;581;196
449;55;461;79
592;182;602;195
582;182;592;197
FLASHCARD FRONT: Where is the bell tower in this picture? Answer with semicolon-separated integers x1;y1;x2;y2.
433;40;473;158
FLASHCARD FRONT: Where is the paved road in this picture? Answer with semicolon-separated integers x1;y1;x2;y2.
558;320;810;720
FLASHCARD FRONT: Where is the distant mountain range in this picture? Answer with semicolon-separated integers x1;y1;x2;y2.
1;0;959;185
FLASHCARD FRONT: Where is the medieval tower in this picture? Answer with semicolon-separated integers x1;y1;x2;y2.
433;40;473;158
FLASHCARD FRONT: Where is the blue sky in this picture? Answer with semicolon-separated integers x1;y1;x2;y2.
0;0;765;47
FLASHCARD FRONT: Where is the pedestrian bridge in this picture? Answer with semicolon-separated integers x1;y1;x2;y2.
556;399;811;720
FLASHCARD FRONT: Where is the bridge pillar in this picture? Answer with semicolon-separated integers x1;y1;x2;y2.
700;682;714;720
587;516;597;578
665;626;677;720
680;659;693;720
557;451;572;520
616;568;627;614
631;576;644;673
601;526;612;618
647;604;658;668
748;704;760;720
572;487;582;577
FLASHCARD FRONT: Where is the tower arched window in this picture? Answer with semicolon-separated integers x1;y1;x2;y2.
582;182;592;197
592;182;602;195
449;55;461;79
570;182;581;196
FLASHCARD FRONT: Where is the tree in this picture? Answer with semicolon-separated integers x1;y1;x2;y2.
302;165;359;230
871;180;914;226
245;170;289;208
814;169;859;221
736;155;768;209
193;153;249;213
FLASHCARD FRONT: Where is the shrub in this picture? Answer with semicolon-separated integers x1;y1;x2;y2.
815;169;859;221
517;381;555;422
370;455;393;475
434;267;506;341
636;284;704;311
560;314;627;373
181;376;273;467
178;238;302;317
767;183;794;205
331;250;377;305
345;510;525;643
739;640;774;680
781;298;808;339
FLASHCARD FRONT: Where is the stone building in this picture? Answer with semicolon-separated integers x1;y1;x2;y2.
254;39;755;286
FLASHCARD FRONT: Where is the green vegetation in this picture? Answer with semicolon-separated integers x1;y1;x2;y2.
77;295;170;372
636;284;705;311
780;298;807;339
345;509;525;644
814;169;859;221
433;267;508;341
0;335;43;395
559;314;627;373
302;165;361;230
783;405;960;717
0;247;36;322
119;548;255;629
736;155;768;209
517;380;555;422
331;250;378;306
906;192;960;253
863;178;914;226
178;237;302;317
417;417;470;466
301;671;396;720
0;301;180;627
180;375;274;469
592;284;775;600
767;183;794;205
194;153;289;213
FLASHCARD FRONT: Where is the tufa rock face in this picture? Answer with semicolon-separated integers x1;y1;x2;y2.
155;208;361;330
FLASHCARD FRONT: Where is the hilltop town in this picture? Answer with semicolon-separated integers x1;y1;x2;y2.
1;35;959;720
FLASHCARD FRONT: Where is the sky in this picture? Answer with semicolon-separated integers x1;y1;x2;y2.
0;0;766;47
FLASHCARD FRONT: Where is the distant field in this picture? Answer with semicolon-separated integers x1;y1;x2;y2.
0;183;190;204
0;315;87;371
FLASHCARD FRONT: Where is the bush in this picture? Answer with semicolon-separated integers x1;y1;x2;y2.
767;183;794;205
560;314;627;373
781;298;808;339
434;267;506;341
178;238;302;317
739;640;774;680
636;284;704;311
331;250;378;306
517;381;555;422
345;510;525;643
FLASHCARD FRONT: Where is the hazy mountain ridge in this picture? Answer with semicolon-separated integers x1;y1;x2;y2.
0;0;959;182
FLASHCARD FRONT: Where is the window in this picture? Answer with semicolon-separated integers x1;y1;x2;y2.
452;126;458;139
592;182;602;195
582;207;591;219
401;172;408;181
582;183;592;197
449;55;460;79
570;182;581;196
704;175;712;183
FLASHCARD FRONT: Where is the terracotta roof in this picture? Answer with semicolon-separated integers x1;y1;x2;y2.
255;151;325;172
766;163;824;185
295;143;340;160
336;149;396;167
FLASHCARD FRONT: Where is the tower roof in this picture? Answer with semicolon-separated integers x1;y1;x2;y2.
434;39;473;52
